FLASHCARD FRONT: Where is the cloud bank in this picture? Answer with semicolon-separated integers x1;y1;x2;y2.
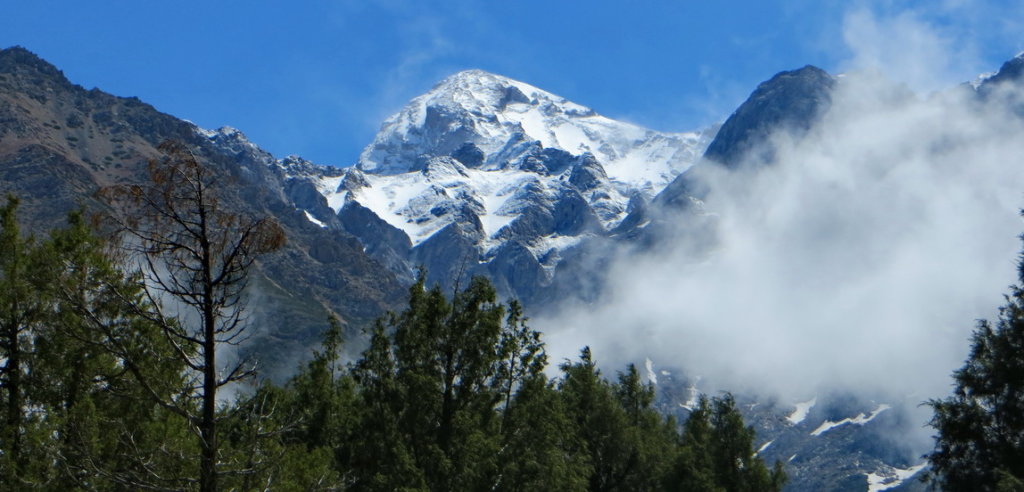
541;7;1024;434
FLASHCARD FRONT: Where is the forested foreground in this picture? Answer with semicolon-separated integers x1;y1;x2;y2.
0;192;786;491
14;139;1024;492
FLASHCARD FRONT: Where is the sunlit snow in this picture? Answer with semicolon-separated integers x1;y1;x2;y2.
787;397;817;425
866;463;927;492
289;68;714;269
811;404;891;436
302;210;327;228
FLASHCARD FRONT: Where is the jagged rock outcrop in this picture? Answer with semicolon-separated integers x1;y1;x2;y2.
703;65;836;169
608;65;838;251
276;69;712;299
8;44;1019;491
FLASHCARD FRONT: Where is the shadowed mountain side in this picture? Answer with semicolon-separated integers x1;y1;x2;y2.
0;46;406;380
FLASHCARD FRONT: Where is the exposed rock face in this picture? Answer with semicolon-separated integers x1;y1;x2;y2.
977;53;1024;116
651;370;932;492
978;53;1024;91
568;153;609;192
337;199;413;281
356;69;709;178
703;65;836;169
487;240;546;299
409;221;483;288
608;65;838;252
0;46;406;380
9;45;1022;490
269;65;840;309
552;188;600;236
450;141;485;168
278;69;713;302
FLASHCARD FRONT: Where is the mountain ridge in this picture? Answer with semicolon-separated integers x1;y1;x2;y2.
6;44;1024;490
0;45;408;379
277;67;715;301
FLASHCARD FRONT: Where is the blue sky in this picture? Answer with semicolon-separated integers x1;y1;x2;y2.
1;1;1020;166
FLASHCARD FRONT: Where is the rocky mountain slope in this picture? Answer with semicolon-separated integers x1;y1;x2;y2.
278;69;714;303
649;366;931;492
263;61;952;491
0;46;407;377
632;55;1024;492
5;44;1023;490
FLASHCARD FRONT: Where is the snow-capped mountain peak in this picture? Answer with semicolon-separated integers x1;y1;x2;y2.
279;68;713;300
357;69;709;193
357;69;596;175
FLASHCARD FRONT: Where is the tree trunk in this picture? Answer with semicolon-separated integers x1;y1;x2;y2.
200;304;217;492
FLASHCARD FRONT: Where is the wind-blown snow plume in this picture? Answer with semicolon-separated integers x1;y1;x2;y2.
542;7;1024;450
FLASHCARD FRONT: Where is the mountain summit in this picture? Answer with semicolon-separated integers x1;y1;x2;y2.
11;45;1024;491
277;69;714;300
358;69;708;193
703;65;835;168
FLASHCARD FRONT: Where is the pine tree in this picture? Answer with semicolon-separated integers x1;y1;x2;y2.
491;302;585;491
494;373;589;491
559;347;636;492
345;272;556;490
389;274;506;490
493;300;546;429
217;381;340;491
254;315;358;490
667;394;785;492
0;196;30;482
40;209;197;488
0;195;48;485
708;394;784;492
286;316;357;455
0;200;198;488
349;320;426;491
614;364;678;491
928;255;1024;489
668;396;718;491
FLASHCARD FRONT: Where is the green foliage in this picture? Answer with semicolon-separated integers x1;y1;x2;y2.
349;319;425;491
0;195;45;485
0;198;197;488
928;269;1024;489
669;396;718;491
44;210;201;489
668;395;785;492
267;272;787;491
0;199;784;491
495;374;589;491
492;307;584;491
350;273;518;490
559;348;636;491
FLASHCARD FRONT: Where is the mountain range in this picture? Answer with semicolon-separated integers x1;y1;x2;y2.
3;45;1024;490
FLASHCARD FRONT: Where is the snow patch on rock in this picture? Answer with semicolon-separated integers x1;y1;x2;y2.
811;404;891;436
866;462;927;492
787;397;817;425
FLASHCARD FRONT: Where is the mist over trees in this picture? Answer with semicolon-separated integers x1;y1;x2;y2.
0;142;786;490
927;240;1024;490
100;140;286;491
8;138;1024;491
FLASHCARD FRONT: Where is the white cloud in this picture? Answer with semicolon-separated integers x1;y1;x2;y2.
841;7;967;92
540;6;1024;452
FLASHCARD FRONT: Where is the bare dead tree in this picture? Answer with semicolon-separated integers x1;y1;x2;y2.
100;140;285;492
